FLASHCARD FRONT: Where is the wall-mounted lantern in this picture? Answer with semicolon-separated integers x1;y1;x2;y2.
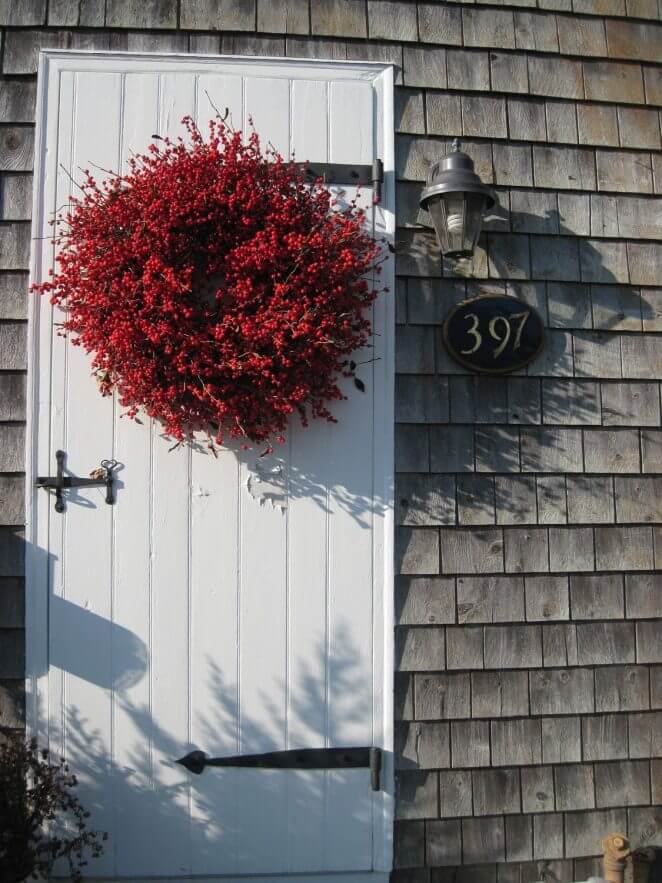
419;139;496;259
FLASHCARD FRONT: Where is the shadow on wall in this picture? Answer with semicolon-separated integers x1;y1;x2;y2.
29;537;379;878
396;197;627;526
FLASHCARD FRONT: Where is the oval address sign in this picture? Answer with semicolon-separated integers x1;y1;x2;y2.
443;294;544;374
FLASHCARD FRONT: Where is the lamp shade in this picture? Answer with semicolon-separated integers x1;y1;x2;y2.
420;142;496;259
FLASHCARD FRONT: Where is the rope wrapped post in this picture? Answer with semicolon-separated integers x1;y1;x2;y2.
602;833;631;883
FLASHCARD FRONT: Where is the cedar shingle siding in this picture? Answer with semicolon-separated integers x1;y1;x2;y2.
1;0;661;878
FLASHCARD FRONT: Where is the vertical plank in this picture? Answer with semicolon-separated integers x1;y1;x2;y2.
285;76;331;872
46;68;76;768
233;71;292;872
196;73;243;134
244;76;290;155
112;71;163;877
59;70;121;877
324;77;376;871
235;445;290;871
290;79;328;162
144;71;198;876
189;448;241;875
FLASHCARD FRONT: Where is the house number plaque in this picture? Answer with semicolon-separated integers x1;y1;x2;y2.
443;294;544;374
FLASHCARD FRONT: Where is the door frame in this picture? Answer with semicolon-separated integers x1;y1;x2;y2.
25;50;395;874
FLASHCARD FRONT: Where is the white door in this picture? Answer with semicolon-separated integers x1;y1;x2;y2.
26;52;394;882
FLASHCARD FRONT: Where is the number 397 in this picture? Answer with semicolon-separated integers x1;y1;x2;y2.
460;310;530;359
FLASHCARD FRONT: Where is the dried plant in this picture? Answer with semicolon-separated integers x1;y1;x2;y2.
0;733;107;882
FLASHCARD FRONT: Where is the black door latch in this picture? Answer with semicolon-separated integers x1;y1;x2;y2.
36;450;118;513
176;746;382;792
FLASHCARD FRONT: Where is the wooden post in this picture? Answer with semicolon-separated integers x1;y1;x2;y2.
602;833;631;883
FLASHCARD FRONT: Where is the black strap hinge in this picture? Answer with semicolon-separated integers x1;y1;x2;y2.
176;746;382;791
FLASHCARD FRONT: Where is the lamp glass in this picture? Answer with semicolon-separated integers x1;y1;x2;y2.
428;192;487;258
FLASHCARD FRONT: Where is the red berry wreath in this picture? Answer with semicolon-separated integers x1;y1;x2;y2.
33;117;383;449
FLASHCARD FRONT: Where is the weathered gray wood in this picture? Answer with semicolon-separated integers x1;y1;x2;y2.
595;665;650;713
396;626;446;672
438;769;472;817
475;427;520;473
570;573;624;619
566;476;614;523
628;711;662;757
536;476;568;525
396;425;429;472
525;576;569;621
451;720;490;768
528;329;574;377
496;476;537;525
0;628;24;679
584;429;641;473
594;759;650;808
395;672;414;721
396;326;435;375
396;577;456;626
0;224;31;269
457;576;524;624
430;426;474;473
447;49;490;91
636;621;662;663
0;128;33;173
521;765;554;813
0;578;23;628
425;819;462;866
471;670;529;719
529;668;594;715
591;286;643;331
395;770;438;820
521;428;583;473
506;378;541;425
574;332;623;379
393;820;425;869
450;377;507;425
582;713;628;761
440;529;503;575
543;380;600;425
0;476;25;525
461;817;505;864
396;721;450;770
615;476;662;522
0;273;28;319
0;679;25;728
565;808;628;858
446;626;484;670
0;81;37;124
549;527;595;572
257;0;308;33
484;625;542;668
622;335;662;378
625;573;662;619
0;174;33;221
595;526;654;570
48;0;105;26
491;719;541;766
576;622;635;665
0;374;26;422
0;425;25;472
542;623;578;666
541;716;581;763
0;0;46;26
472;768;520;816
504;528;549;573
554;763;595;811
602;382;661;426
415;672;470;720
396;527;440;575
532;145;595;190
533;814;564;861
457;475;495;526
0;527;24;576
396;474;456;526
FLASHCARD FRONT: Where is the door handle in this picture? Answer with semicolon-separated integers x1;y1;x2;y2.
175;746;382;791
